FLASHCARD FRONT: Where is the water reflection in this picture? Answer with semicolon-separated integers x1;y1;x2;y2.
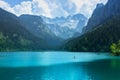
0;63;89;80
84;59;120;80
111;59;120;68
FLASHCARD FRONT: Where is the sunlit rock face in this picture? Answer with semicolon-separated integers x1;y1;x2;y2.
83;0;120;33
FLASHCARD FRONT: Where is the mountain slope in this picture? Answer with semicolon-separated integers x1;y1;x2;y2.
19;15;62;46
0;8;48;51
84;0;120;33
62;16;120;52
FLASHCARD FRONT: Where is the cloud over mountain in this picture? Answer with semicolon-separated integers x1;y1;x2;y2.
0;0;108;18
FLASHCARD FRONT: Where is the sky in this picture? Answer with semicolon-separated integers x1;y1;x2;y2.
0;0;108;18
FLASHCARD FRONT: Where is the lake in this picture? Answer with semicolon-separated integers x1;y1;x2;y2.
0;52;120;80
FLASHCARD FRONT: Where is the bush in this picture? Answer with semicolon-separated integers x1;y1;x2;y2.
110;40;120;56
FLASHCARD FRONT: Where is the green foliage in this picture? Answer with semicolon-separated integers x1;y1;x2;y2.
110;43;117;53
0;32;6;45
0;32;48;51
110;40;120;56
19;36;31;46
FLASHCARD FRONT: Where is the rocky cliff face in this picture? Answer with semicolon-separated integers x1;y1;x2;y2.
84;0;120;33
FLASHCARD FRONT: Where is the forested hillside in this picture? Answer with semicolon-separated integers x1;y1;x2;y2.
63;16;120;52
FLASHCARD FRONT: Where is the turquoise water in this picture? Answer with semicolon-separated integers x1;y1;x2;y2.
0;52;120;80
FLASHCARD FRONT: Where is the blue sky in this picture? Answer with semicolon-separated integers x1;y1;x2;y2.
0;0;108;18
4;0;32;7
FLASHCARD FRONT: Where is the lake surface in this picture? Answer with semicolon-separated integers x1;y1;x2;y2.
0;52;120;80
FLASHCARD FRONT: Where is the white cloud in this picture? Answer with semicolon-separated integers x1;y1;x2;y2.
70;0;108;17
13;1;32;16
0;0;15;14
32;0;52;17
46;1;69;17
0;0;108;18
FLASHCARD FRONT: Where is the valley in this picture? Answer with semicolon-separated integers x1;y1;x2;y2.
0;0;120;55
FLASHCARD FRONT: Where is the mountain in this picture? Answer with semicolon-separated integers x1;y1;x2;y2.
42;14;87;39
62;16;120;52
62;0;120;52
84;0;120;33
72;14;88;32
19;15;62;46
0;8;49;51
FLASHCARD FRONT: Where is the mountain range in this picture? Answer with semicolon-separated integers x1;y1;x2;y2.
0;7;87;51
0;0;120;52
